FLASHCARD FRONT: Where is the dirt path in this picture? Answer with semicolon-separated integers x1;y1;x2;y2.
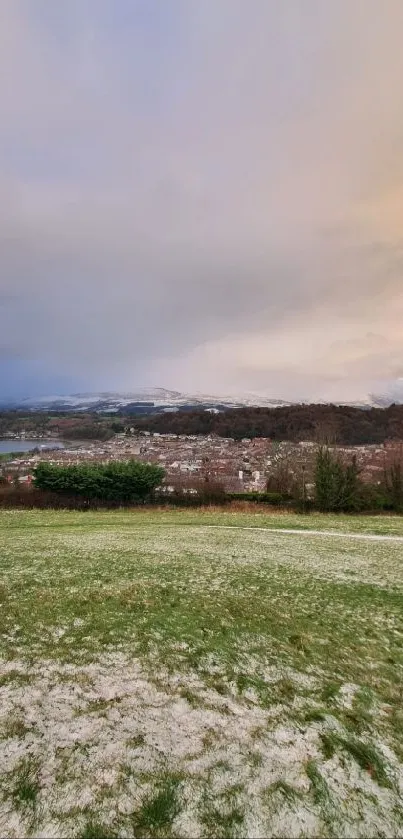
199;524;403;542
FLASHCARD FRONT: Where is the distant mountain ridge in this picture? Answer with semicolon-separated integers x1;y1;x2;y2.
0;388;291;411
0;387;392;412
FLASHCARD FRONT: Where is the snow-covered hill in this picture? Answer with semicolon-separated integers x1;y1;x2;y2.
0;388;381;412
1;388;295;411
13;388;183;410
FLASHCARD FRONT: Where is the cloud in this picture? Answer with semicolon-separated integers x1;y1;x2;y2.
0;0;403;399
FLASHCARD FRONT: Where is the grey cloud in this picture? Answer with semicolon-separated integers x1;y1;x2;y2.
0;346;24;362
1;1;403;397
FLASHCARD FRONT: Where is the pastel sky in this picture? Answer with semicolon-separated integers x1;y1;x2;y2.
1;0;403;401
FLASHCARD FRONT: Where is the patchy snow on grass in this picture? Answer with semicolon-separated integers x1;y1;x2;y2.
1;510;403;837
0;654;402;838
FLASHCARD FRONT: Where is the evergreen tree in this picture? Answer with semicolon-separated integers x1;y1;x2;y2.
314;448;360;511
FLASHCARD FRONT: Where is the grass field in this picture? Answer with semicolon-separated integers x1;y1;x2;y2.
0;508;403;838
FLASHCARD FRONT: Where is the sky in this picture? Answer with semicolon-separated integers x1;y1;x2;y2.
1;0;403;403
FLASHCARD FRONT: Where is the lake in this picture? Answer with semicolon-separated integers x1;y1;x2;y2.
0;440;65;454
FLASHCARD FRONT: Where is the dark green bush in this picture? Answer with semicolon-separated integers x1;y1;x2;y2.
356;483;394;512
33;460;165;504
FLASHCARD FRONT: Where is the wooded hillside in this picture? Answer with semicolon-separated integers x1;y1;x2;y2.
128;404;403;444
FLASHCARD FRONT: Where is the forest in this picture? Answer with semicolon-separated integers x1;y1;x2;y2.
1;403;403;445
126;403;403;444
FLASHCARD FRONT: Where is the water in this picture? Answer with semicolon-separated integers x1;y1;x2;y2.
0;440;65;454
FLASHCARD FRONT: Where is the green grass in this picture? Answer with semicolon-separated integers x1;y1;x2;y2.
318;731;394;787
2;715;31;739
201;803;245;838
320;681;342;703
306;760;330;805
266;779;303;804
80;819;117;839
131;774;182;837
0;670;32;688
338;737;393;788
1;506;403;535
200;784;245;838
10;758;40;809
320;732;339;760
0;508;402;837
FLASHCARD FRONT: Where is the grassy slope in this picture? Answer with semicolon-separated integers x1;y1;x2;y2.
0;509;402;838
2;506;403;534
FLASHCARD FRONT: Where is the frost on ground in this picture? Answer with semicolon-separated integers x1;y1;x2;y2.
1;654;402;839
1;510;403;837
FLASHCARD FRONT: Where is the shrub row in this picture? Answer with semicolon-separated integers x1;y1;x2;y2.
227;491;287;505
0;483;397;512
33;460;164;504
0;487;121;509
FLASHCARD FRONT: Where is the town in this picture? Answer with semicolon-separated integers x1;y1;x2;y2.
1;429;398;496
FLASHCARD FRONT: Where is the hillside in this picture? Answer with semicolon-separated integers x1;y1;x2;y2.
126;403;403;445
1;403;403;445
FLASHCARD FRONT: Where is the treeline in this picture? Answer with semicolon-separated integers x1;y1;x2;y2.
0;411;122;441
2;404;403;445
128;404;403;444
1;448;402;512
